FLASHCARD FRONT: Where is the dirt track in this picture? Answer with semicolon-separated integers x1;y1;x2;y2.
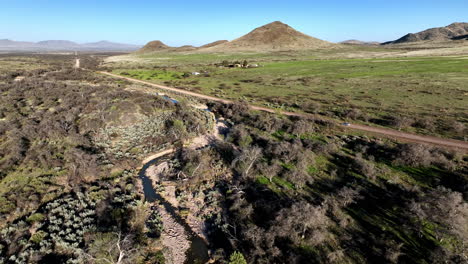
99;71;468;151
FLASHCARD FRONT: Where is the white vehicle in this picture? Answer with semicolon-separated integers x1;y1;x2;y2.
342;122;351;127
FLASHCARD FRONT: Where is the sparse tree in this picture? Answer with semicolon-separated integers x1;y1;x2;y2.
258;160;282;182
273;201;329;244
232;147;262;178
85;232;138;264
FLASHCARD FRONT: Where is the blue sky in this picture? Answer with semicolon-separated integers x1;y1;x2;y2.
1;0;467;46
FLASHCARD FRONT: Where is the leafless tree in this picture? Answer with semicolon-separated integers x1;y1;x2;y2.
232;147;262;178
273;201;329;245
335;186;363;207
258;160;282;182
392;143;433;167
353;154;377;180
390;115;413;131
409;187;468;250
85;232;138;264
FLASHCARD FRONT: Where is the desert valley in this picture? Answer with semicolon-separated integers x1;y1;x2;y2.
0;16;467;264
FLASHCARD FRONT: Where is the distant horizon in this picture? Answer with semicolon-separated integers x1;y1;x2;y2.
2;0;467;46
3;20;467;47
0;39;142;45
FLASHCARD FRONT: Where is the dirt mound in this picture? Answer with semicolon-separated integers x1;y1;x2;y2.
199;40;228;48
384;22;468;44
137;40;170;53
201;21;334;52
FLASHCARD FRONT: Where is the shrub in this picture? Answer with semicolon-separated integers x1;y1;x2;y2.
392;144;433;167
229;251;247;264
390;115;413;130
27;213;46;223
353;154;377;180
30;231;47;244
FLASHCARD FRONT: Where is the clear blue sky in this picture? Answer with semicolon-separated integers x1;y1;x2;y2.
1;0;467;46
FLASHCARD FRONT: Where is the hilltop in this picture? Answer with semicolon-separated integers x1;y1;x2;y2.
384;22;468;44
137;21;334;54
137;40;170;53
201;21;334;52
136;41;201;53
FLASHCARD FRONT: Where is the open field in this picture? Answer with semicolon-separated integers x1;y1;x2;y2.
106;47;468;140
100;71;468;150
0;55;52;74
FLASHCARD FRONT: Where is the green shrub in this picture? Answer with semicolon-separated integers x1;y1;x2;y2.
229;251;247;264
30;230;47;244
27;213;46;223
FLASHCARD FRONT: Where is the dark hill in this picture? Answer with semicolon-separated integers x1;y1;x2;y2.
384;22;468;44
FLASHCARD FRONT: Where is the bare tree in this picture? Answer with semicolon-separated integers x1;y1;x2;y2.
273;201;329;245
390;115;413;131
392;143;433;167
232;147;262;178
335;186;363;207
353;154;377;180
85;232;138;264
258;159;282;182
409;187;468;251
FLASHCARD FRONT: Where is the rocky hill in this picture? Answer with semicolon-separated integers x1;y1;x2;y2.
137;40;170;53
384;22;468;44
201;21;334;52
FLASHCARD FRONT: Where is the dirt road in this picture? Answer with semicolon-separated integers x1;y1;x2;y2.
99;71;468;151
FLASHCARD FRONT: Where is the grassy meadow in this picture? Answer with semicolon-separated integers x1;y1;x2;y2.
107;49;468;139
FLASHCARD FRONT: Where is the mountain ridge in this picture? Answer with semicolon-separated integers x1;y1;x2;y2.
384;22;468;44
0;39;141;51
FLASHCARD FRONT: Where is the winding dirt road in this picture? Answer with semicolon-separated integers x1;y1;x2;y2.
99;71;468;151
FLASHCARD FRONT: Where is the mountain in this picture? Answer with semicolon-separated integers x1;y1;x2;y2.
384;22;468;44
136;40;171;53
36;40;79;49
173;45;197;52
200;21;334;52
0;39;35;47
340;40;380;45
81;41;141;51
199;40;228;48
0;39;141;52
137;41;200;53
